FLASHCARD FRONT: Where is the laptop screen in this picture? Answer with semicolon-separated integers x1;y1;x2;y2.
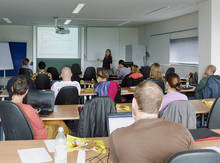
108;113;135;135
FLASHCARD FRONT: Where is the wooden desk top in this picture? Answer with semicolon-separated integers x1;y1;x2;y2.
0;137;109;163
180;86;196;93
1;132;220;163
41;105;80;121
116;99;214;114
0;90;9;98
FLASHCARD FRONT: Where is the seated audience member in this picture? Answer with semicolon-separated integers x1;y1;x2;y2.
110;82;195;163
32;61;52;81
158;73;188;118
22;58;31;69
195;65;216;99
94;69;120;102
7;71;36;100
11;76;48;140
51;67;81;98
121;65;143;87
116;60;131;79
147;63;165;93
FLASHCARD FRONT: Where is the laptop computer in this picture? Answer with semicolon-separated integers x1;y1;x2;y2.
26;90;55;117
107;112;135;136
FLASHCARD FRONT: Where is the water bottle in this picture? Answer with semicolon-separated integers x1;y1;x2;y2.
54;127;67;163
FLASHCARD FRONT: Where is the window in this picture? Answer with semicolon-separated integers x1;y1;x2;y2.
169;37;198;65
37;27;79;58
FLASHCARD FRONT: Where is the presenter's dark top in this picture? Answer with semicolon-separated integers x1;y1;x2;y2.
103;56;112;69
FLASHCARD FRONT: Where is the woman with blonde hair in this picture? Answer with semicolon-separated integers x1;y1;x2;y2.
147;63;165;93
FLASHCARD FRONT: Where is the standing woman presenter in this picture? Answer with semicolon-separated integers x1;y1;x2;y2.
98;49;113;75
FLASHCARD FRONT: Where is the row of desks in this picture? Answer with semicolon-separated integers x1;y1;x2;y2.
1;130;220;163
40;99;213;121
0;86;196;99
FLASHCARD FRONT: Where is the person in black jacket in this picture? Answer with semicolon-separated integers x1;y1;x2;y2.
98;49;113;75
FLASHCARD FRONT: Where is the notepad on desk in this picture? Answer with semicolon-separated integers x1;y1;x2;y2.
17;147;52;163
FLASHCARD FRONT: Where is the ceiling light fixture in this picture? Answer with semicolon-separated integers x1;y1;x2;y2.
145;6;170;16
2;18;12;24
64;19;72;25
72;3;85;14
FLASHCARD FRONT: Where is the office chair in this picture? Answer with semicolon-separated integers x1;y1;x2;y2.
47;67;60;80
19;68;33;79
71;64;82;75
140;66;150;79
207;97;220;129
166;149;220;163
165;67;175;77
78;97;116;137
83;67;96;81
0;101;33;140
35;74;51;89
55;86;79;105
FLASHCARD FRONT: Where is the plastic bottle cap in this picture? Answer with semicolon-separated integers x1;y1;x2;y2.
58;127;64;133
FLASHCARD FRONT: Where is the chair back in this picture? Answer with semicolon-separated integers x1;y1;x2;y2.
166;149;220;163
140;66;150;79
55;86;79;105
19;68;33;79
78;97;116;137
71;64;82;75
47;67;59;80
35;74;51;89
0;101;33;140
83;67;96;81
165;67;175;77
208;97;220;129
161;101;196;129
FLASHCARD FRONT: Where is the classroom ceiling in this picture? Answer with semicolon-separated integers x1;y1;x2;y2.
0;0;205;27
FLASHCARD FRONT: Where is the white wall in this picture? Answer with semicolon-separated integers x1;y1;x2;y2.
138;12;199;77
199;0;211;80
0;25;33;60
0;25;33;85
84;27;139;71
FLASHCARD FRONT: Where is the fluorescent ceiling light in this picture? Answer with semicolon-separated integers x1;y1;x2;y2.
118;20;131;26
2;18;12;24
72;3;85;14
145;6;170;16
64;19;72;25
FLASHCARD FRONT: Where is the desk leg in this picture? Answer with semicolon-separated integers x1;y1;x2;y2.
89;95;92;100
201;114;205;127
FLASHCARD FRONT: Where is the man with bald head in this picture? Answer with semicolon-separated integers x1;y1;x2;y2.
51;67;81;98
110;81;195;163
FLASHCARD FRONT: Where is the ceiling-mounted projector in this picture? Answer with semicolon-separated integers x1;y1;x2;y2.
56;26;70;34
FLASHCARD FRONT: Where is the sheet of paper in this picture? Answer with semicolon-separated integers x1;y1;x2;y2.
77;150;86;163
203;146;220;153
44;140;55;153
18;148;53;163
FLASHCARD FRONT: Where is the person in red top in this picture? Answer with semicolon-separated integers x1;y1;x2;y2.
11;76;48;139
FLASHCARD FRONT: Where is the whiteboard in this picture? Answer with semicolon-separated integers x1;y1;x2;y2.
86;28;119;61
0;42;14;70
37;27;79;58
